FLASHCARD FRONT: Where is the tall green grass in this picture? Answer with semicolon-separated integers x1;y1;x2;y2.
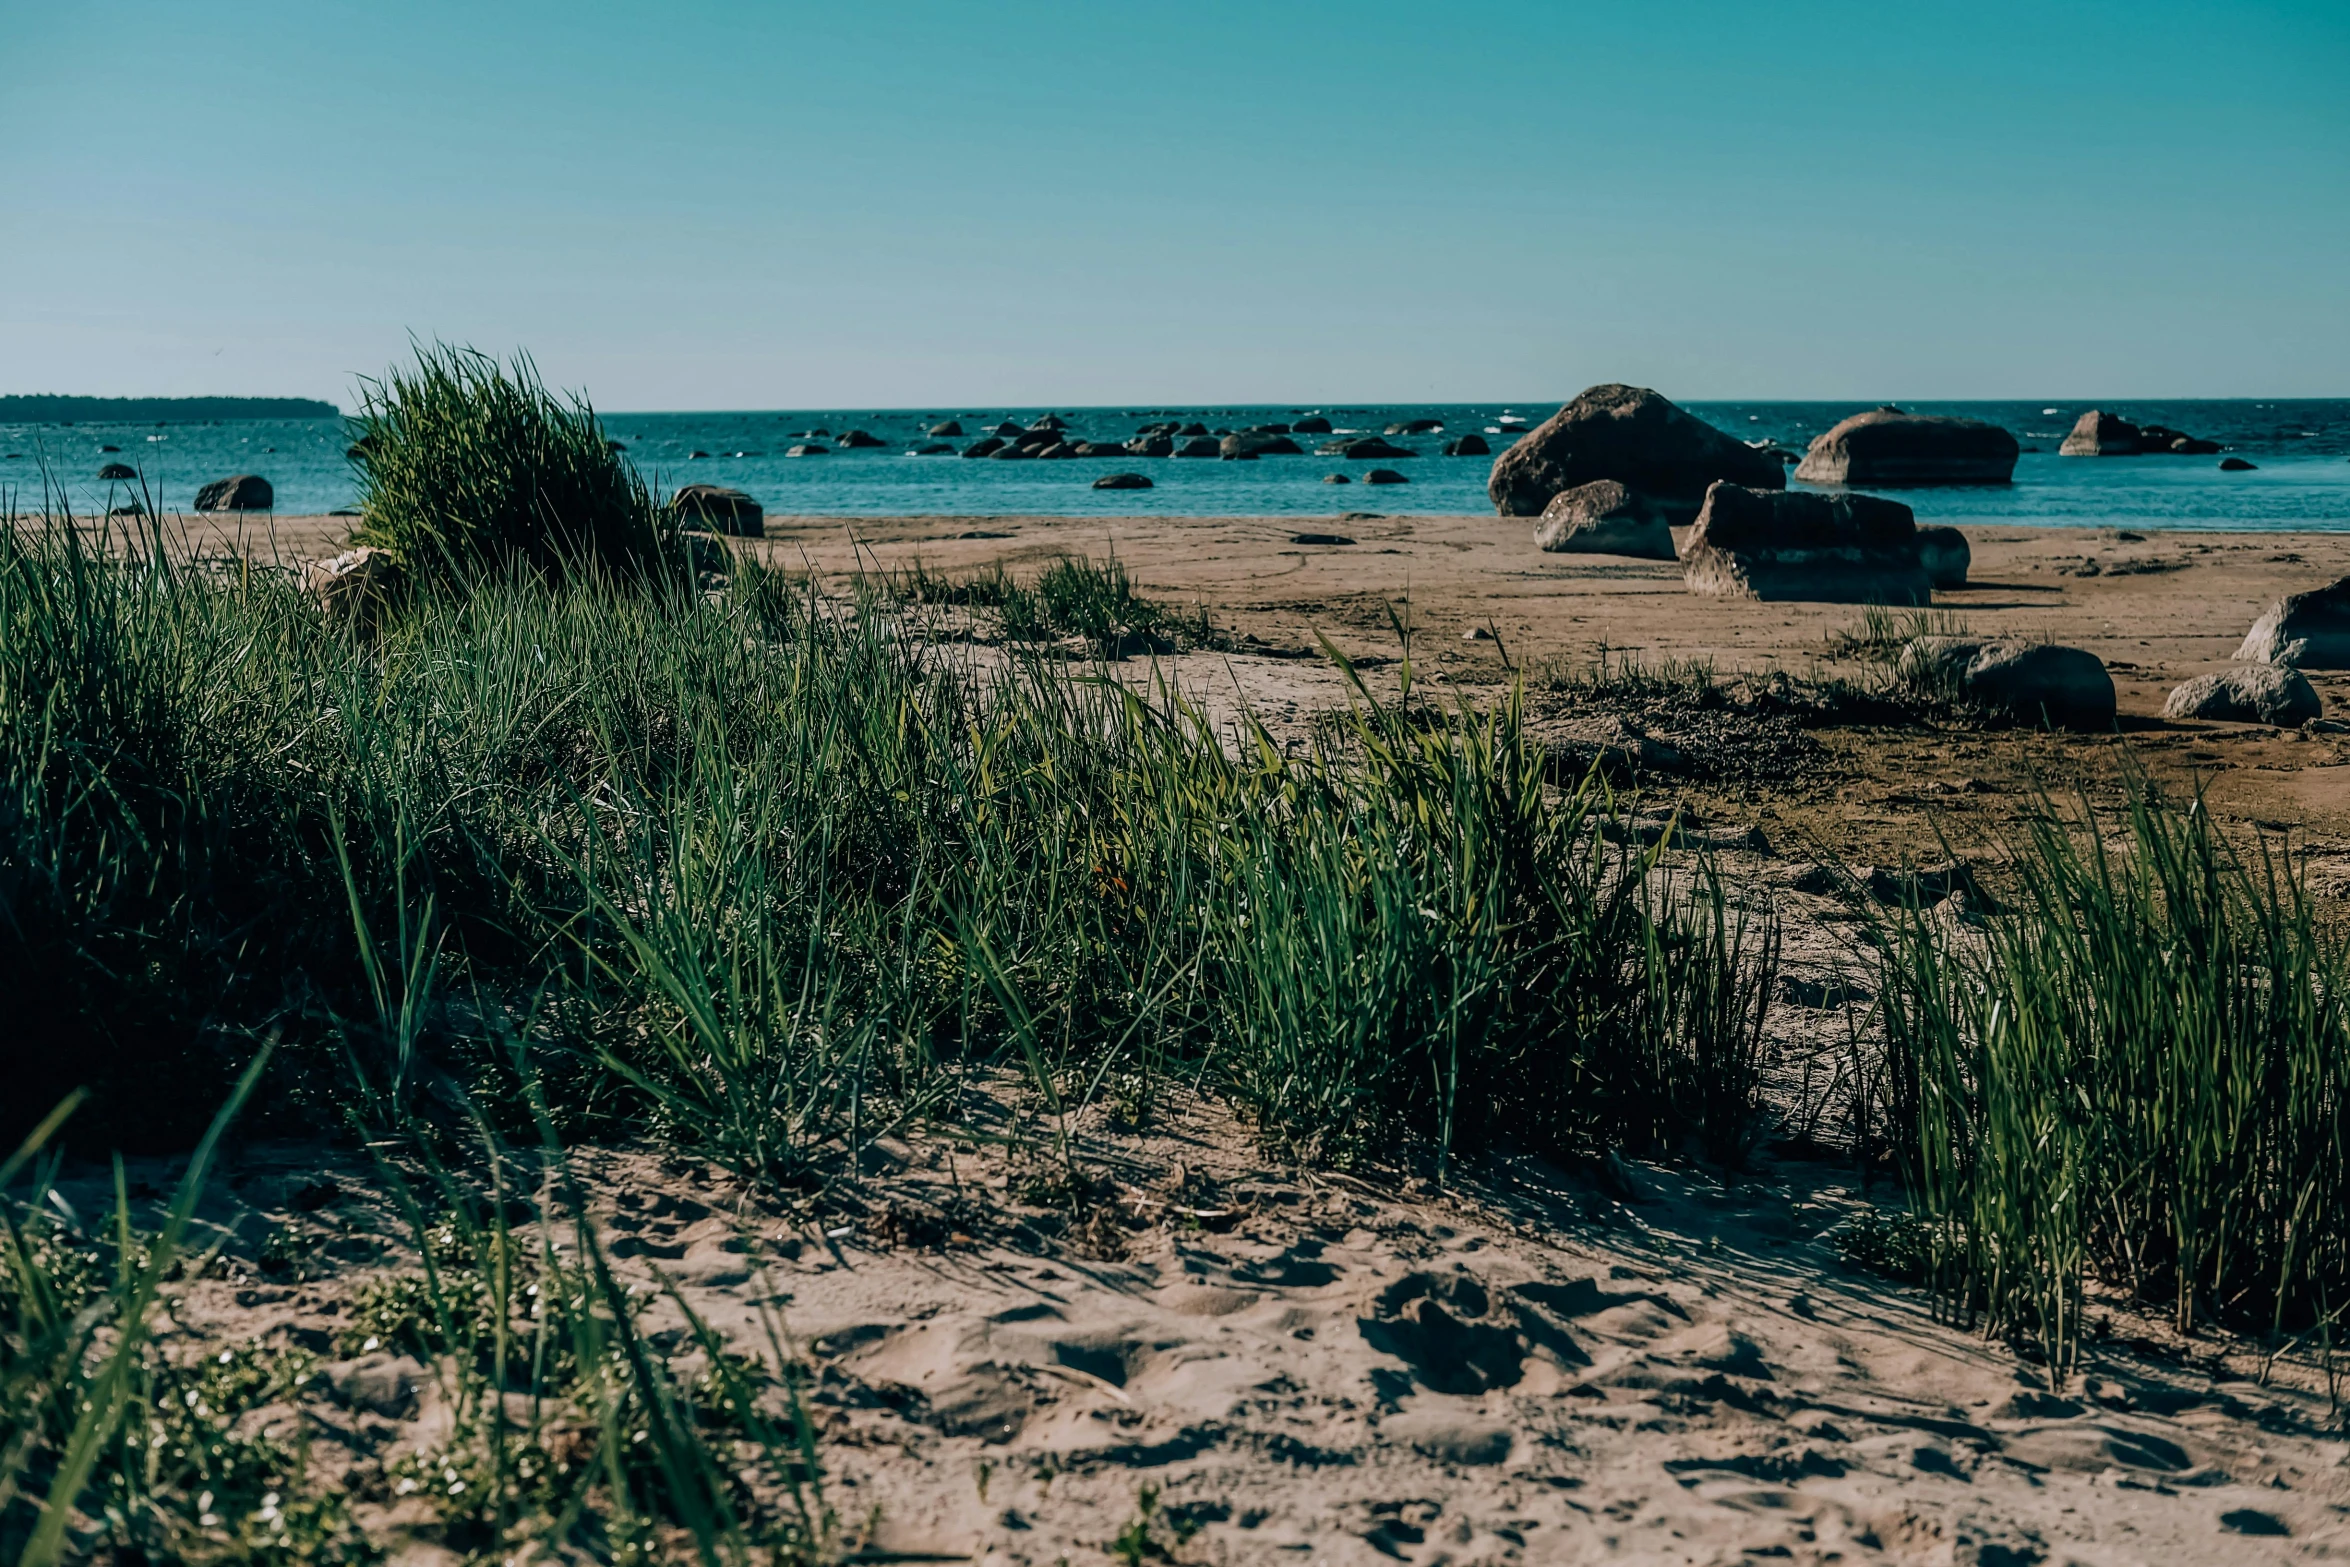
1875;783;2350;1376
0;504;1771;1176
349;344;673;592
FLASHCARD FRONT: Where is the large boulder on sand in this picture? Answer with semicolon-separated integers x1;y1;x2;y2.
1898;637;2117;729
2165;666;2320;726
195;474;272;511
1533;480;1676;559
1488;384;1782;518
1793;407;2018;486
2238;576;2350;667
1917;526;1970;588
2059;410;2142;456
1680;482;1930;603
669;484;764;536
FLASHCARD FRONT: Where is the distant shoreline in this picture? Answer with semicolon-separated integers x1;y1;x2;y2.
0;395;340;423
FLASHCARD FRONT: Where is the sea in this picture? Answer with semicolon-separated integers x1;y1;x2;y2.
6;399;2347;532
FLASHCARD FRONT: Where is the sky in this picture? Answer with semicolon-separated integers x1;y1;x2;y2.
3;0;2345;409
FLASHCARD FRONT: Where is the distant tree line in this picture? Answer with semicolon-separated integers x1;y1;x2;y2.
0;395;341;423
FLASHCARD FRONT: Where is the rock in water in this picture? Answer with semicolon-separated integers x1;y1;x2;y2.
1916;525;1971;588
961;437;1005;458
1320;436;1415;459
2059;410;2142;456
98;462;137;481
1292;415;1333;434
1221;432;1303;458
1899;637;2117;729
669;484;764;536
1681;482;1930;603
1793;407;2018;485
1443;434;1491;456
2238;576;2350;667
1093;472;1154;490
1124;435;1175;457
785;443;830;456
927;420;964;437
835;429;887;449
1533;480;1676;559
1322;473;1351;484
2165;666;2320;726
1364;469;1409;485
1174;436;1222;458
2219;456;2258;471
194;474;272;511
1487;384;1781;518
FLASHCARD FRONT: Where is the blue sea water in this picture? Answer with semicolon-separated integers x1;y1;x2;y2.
6;399;2347;531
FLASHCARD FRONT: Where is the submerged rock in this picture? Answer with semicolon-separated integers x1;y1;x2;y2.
1488;384;1781;519
1532;480;1676;560
1681;482;1930;603
1124;435;1175;457
836;429;886;449
961;437;1006;458
1174;436;1222;458
1364;468;1409;485
1793;407;2017;486
785;443;830;456
669;484;764;536
1291;415;1333;434
2238;576;2350;667
1322;473;1352;484
98;462;137;481
195;474;272;511
1444;434;1491;457
1092;472;1154;490
2220;456;2258;471
1222;432;1303;458
2165;666;2319;726
1322;436;1415;460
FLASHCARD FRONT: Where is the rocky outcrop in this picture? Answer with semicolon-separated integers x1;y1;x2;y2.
961;437;1006;458
1320;437;1415;459
1221;432;1303;459
1364;468;1409;485
1916;526;1970;588
1681;483;1930;604
669;484;764;536
2060;411;2141;456
1898;637;2117;729
194;474;273;511
1093;472;1154;490
1488;384;1782;519
1793;407;2018;486
1532;480;1676;559
2165;666;2320;726
2238;576;2350;667
1444;435;1491;457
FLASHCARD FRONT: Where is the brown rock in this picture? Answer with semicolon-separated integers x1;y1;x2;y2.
1681;482;1929;603
2059;410;2142;456
194;474;273;511
668;484;764;536
1532;480;1676;559
1793;407;2018;486
1488;384;1781;518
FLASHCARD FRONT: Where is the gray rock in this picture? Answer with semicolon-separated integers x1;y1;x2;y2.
1899;636;2117;729
1092;472;1154;490
927;420;964;437
1291;416;1333;434
1681;482;1931;603
1220;432;1303;458
2165;665;2320;726
2220;456;2257;471
2059;410;2141;456
328;1354;427;1418
1174;436;1222;457
785;443;830;457
1320;436;1415;459
98;462;137;481
990;420;1024;437
669;484;764;536
1322;473;1351;484
1488;383;1782;518
961;437;1005;458
1793;407;2018;486
1124;436;1175;457
2239;576;2350;667
1532;479;1676;559
1916;525;1970;588
1443;434;1491;456
835;429;886;449
1363;468;1409;485
990;442;1034;460
194;474;272;511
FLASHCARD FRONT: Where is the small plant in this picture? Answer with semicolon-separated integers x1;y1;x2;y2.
1826;605;1972;662
1830;1203;1938;1284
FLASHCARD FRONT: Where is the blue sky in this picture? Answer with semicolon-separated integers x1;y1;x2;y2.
3;0;2344;408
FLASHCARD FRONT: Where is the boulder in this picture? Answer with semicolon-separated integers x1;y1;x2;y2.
1323;473;1351;484
109;503;144;517
2238;576;2350;667
911;443;956;455
1028;414;1068;431
1443;434;1491;457
1364;468;1409;485
1093;472;1154;490
194;474;272;511
2059;410;2142;456
1124;436;1175;458
1488;384;1782;519
1532;480;1676;559
1035;442;1077;459
1176;422;1210;437
1221;432;1303;458
669;484;764;536
1327;436;1414;459
97;462;137;481
961;437;1006;458
1898;637;2117;729
1916;525;1971;588
990;442;1035;460
1292;416;1334;434
1136;421;1182;437
1174;436;1222;458
1681;482;1930;604
785;443;830;456
1249;423;1292;435
2219;457;2257;472
2141;423;2218;454
1071;441;1129;457
991;420;1025;437
303;546;394;628
1386;418;1443;435
928;420;965;437
2165;666;2320;726
1793;407;2019;486
836;429;886;449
